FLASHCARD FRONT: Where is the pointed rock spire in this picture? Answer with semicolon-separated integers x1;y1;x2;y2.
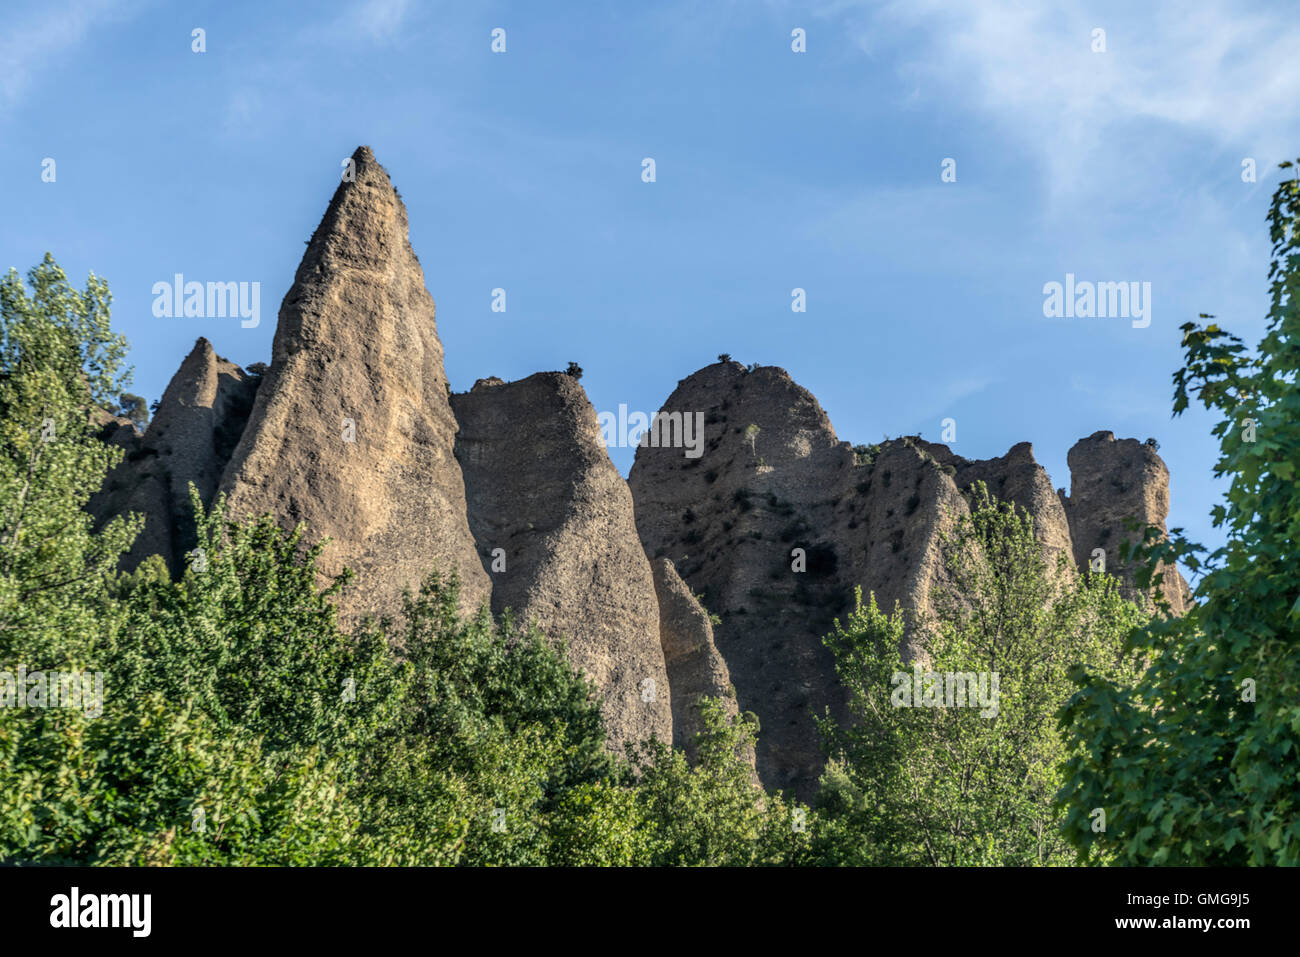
90;337;256;572
218;146;490;619
649;556;750;769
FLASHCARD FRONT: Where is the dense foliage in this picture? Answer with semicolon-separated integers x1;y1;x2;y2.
812;486;1145;865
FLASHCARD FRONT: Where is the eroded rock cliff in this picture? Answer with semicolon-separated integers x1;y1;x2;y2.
629;360;1185;795
649;556;743;763
1062;431;1190;614
91;149;1191;785
89;337;257;572
451;372;672;749
218;146;490;621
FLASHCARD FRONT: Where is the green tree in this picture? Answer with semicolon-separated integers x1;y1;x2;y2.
0;694;358;865
630;699;808;866
116;393;149;431
97;491;626;866
0;255;137;668
1058;162;1300;866
815;487;1145;865
3;485;633;865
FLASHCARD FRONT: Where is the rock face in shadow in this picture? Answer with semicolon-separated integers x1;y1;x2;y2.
629;361;1183;796
628;362;859;796
649;556;745;764
89;338;257;572
451;373;672;750
218;146;489;621
627;364;995;795
911;438;1077;571
1062;431;1190;614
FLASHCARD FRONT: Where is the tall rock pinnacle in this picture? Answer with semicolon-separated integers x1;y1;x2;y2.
629;362;858;795
649;556;748;768
219;146;490;619
1061;431;1190;614
451;373;673;749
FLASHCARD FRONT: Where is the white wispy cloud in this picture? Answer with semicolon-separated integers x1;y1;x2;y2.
835;0;1300;202
0;0;138;112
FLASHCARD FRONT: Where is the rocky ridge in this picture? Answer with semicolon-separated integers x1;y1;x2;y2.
91;147;1190;792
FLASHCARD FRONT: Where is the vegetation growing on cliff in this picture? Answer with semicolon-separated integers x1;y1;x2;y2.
811;486;1146;865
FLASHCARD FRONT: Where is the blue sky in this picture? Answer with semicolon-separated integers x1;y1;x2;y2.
4;0;1299;566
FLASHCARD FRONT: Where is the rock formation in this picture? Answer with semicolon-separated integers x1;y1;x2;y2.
1061;431;1190;614
627;363;854;794
217;145;490;621
627;363;970;794
89;338;257;572
912;438;1076;569
451;373;672;748
629;361;1187;796
648;556;742;763
90;148;1191;787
